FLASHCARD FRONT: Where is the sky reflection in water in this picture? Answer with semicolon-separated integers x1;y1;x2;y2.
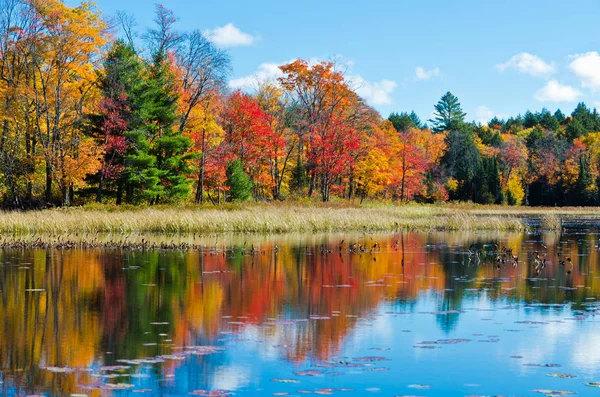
0;229;599;396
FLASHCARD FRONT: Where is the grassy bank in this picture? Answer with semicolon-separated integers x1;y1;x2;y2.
0;202;595;238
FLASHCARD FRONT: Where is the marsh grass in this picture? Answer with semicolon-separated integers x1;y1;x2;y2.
0;202;562;235
0;202;594;247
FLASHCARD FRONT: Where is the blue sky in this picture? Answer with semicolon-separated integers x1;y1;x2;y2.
74;0;600;124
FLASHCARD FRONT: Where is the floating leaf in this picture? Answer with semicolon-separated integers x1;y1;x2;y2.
532;390;576;396
407;384;431;389
294;370;324;376
547;373;577;379
102;384;135;390
353;356;388;362
271;378;299;383
188;390;232;396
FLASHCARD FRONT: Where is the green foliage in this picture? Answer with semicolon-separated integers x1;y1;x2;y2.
506;189;517;206
573;155;594;206
389;111;422;132
566;117;587;141
475;156;503;204
290;158;309;194
226;159;252;202
523;110;537;129
429;92;466;133
538;108;560;131
441;124;480;200
477;126;502;146
553;109;566;125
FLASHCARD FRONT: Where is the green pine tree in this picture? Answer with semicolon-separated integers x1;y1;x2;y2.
429;92;466;132
226;159;252;202
147;53;194;203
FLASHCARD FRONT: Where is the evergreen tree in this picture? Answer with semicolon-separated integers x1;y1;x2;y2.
538;108;559;131
96;40;145;203
574;155;594;205
474;157;502;204
389;112;414;132
96;41;165;205
553;109;566;125
441;123;480;200
566;117;586;141
429;92;466;132
523;110;537;129
124;128;164;203
148;54;194;202
289;158;309;194
409;111;422;129
226;159;252;201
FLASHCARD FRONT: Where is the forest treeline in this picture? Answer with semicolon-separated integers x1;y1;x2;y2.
0;1;599;208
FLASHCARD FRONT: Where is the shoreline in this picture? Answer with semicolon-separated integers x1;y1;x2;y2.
0;203;596;249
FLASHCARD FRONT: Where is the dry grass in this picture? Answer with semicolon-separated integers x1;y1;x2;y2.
0;202;574;237
0;202;594;248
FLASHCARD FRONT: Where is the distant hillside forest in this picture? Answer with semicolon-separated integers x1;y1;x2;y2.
0;1;598;208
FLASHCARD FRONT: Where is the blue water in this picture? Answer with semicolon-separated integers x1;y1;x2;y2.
0;230;599;396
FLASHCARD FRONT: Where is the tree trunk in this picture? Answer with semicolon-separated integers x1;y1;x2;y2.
45;160;53;205
116;181;123;205
96;171;104;203
195;130;206;204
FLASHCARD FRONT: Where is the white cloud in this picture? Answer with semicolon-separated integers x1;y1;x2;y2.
569;51;600;92
349;75;397;106
534;80;581;102
496;53;555;77
415;66;440;80
229;62;284;89
475;105;507;124
205;23;258;47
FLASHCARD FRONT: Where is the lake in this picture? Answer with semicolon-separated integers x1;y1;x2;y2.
1;226;599;397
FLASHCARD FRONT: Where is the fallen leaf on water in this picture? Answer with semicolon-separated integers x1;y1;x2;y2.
99;365;130;371
294;370;324;376
407;384;431;389
353;356;388;362
102;384;135;390
271;378;299;383
547;373;577;379
188;390;232;396
532;389;576;396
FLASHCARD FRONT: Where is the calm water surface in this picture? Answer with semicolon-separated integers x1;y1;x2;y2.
1;228;600;397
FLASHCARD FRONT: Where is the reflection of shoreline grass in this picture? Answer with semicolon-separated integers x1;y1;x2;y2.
0;202;595;238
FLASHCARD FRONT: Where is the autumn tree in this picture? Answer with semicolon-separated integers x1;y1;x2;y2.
278;60;356;200
26;0;107;206
175;30;230;203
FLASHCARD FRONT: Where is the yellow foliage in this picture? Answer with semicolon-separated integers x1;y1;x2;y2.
446;178;458;192
506;174;524;205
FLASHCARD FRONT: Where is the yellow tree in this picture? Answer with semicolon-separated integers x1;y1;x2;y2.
28;0;107;205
